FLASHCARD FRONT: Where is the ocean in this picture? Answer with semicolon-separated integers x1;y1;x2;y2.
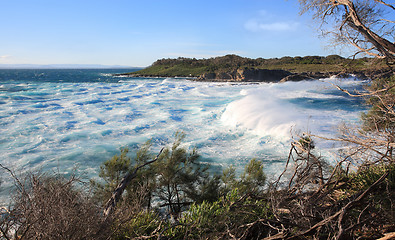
0;69;367;189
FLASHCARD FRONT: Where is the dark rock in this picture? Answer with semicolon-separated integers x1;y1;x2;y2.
280;72;333;82
236;68;292;82
280;74;313;82
216;72;234;80
199;72;216;80
197;68;292;82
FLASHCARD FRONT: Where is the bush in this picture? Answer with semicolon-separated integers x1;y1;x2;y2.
0;172;109;240
112;210;160;239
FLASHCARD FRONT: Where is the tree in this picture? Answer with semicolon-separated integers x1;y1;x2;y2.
239;159;267;194
91;148;132;204
220;165;237;195
220;159;266;196
299;0;395;60
154;131;217;217
91;142;158;214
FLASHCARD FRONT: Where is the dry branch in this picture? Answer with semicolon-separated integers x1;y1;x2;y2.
287;170;389;240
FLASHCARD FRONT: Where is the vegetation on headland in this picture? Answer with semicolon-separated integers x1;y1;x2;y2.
119;54;390;81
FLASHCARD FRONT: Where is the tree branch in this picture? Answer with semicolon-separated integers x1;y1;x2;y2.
103;148;164;218
287;170;389;239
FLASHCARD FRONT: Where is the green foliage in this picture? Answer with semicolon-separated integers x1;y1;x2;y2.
220;159;267;196
91;132;222;219
88;132;271;239
177;200;226;237
100;148;131;186
112;210;160;240
221;164;237;195
91;148;132;203
132;63;209;77
239;158;266;194
163;188;272;239
193;174;221;203
154;131;218;215
128;141;157;209
125;54;385;77
91;141;156;208
348;164;395;192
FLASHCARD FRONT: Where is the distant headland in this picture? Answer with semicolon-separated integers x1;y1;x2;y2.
118;54;391;82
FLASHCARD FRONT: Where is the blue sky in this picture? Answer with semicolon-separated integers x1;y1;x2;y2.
1;0;342;67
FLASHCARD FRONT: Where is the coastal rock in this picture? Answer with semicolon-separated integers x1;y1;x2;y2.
280;72;333;82
216;72;234;80
200;72;217;80
236;68;291;82
280;74;313;82
197;68;292;82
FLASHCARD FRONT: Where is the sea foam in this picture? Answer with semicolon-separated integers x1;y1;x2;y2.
222;78;366;144
0;70;366;188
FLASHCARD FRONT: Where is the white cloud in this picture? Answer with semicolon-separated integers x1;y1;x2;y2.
245;20;300;32
0;55;12;63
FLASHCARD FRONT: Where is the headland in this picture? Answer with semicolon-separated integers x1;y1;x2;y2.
116;54;392;82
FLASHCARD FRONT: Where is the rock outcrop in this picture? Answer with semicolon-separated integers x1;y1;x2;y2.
279;72;333;82
236;68;292;82
118;64;393;83
197;68;292;82
197;68;376;83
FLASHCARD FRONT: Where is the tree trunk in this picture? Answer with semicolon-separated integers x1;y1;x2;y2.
338;0;395;59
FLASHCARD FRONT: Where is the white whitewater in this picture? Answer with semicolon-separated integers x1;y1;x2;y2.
0;74;367;185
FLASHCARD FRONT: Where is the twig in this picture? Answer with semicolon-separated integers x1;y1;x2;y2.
287;170;389;240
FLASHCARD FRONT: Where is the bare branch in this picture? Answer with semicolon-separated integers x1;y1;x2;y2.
374;0;395;11
299;0;395;59
325;81;395;97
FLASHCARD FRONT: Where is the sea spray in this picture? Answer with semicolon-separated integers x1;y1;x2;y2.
221;84;299;141
221;78;366;146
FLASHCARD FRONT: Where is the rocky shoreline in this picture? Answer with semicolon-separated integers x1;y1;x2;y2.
119;68;381;83
115;55;393;82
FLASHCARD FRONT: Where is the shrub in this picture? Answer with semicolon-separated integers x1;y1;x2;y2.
0;172;109;240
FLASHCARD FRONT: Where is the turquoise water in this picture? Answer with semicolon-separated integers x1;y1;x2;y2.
0;69;367;186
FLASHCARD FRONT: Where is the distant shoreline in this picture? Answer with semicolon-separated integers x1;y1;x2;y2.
116;54;391;82
0;64;142;70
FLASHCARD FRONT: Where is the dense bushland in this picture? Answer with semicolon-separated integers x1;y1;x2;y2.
125;54;389;78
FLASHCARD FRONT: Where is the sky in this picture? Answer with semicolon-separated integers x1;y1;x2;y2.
0;0;344;67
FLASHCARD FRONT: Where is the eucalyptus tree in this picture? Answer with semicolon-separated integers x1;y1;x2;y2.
299;0;395;60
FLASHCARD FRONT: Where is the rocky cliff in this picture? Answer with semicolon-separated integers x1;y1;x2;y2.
196;68;381;82
197;68;292;82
